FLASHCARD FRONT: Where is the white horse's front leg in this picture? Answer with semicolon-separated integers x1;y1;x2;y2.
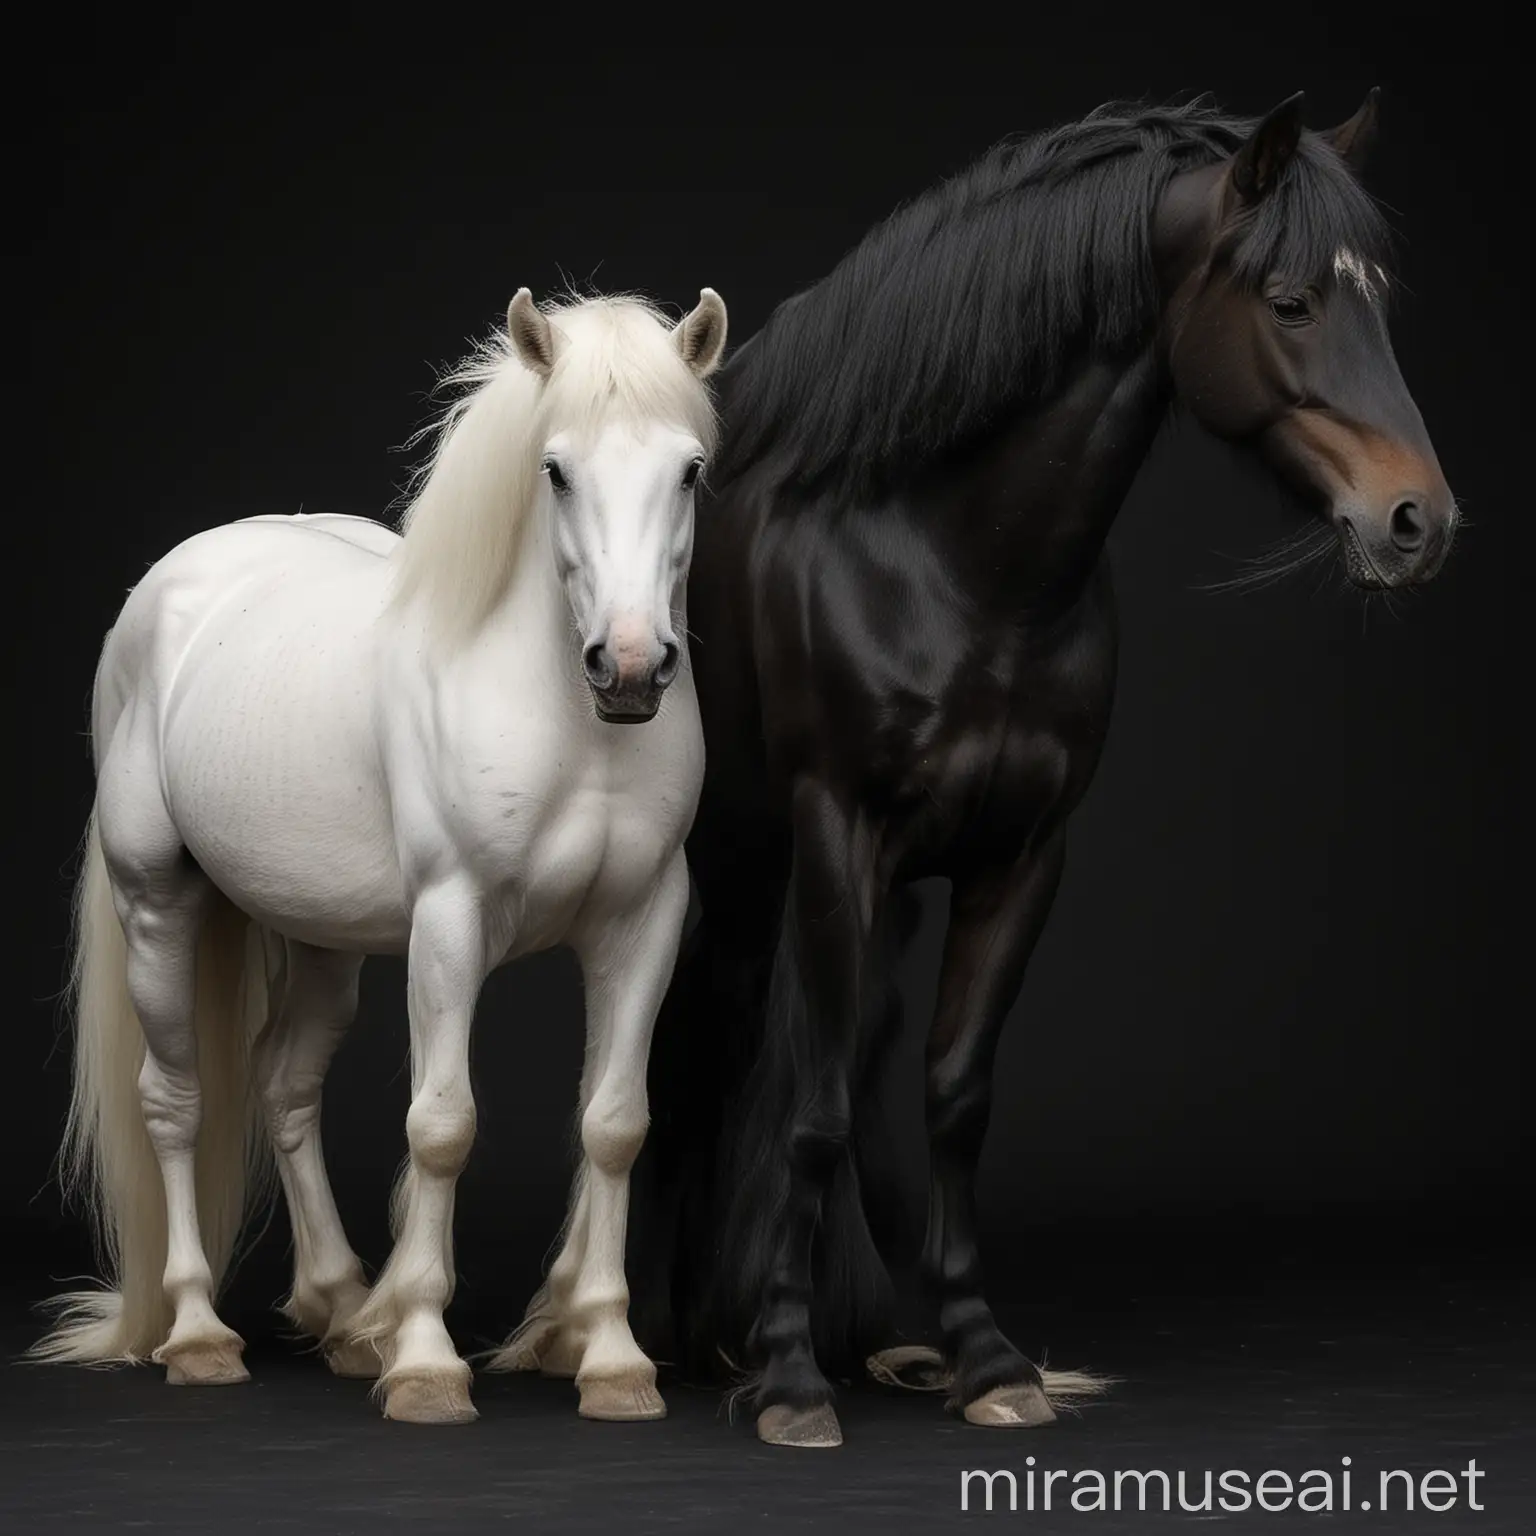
353;882;487;1424
565;851;690;1422
489;983;604;1378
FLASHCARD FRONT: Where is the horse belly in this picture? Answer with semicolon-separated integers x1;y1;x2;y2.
156;571;408;952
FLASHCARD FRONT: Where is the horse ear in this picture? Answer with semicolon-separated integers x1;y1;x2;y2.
1324;87;1381;174
1230;91;1307;203
508;288;558;378
674;288;728;379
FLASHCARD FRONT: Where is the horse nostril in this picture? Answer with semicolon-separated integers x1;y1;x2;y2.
583;641;615;691
655;641;681;689
1389;498;1427;552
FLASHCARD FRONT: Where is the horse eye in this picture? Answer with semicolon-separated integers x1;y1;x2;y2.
542;459;569;493
1268;295;1312;326
681;459;703;492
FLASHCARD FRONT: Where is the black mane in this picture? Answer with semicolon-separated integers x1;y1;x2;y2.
716;100;1392;500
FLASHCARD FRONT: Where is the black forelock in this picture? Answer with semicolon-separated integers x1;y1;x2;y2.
715;99;1394;501
1225;131;1393;289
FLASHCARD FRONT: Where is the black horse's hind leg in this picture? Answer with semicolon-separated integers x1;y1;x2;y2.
751;778;880;1448
920;834;1066;1425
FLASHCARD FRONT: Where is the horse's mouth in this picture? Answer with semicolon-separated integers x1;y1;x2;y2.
593;695;662;725
1338;522;1387;588
1338;518;1454;590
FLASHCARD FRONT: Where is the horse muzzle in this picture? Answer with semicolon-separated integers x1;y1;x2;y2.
583;626;681;725
1334;494;1457;589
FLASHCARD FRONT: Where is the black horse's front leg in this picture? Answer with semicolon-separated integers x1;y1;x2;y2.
750;777;880;1448
918;833;1067;1424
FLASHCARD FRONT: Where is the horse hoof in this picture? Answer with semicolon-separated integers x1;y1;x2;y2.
963;1381;1058;1428
324;1337;382;1380
757;1403;843;1448
159;1339;249;1386
382;1370;477;1424
867;1345;952;1392
577;1373;667;1421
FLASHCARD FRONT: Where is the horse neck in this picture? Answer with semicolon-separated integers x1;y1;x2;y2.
930;345;1173;618
472;500;571;659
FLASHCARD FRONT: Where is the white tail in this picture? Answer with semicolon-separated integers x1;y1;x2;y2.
32;812;270;1364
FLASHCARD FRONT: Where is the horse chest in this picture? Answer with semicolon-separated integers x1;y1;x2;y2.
879;619;1114;872
882;704;1059;867
411;694;702;953
458;778;687;958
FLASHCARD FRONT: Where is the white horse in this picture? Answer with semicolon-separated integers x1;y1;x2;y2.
35;287;729;1425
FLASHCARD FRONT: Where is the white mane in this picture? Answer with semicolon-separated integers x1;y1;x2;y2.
391;295;718;643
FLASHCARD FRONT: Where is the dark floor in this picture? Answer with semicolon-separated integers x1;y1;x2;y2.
1;1257;1531;1535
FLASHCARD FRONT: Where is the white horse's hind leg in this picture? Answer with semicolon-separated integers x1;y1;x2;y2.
352;884;484;1424
565;853;690;1422
106;845;246;1385
490;1174;590;1376
254;938;376;1378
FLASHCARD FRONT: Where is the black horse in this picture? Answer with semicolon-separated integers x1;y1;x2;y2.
637;92;1455;1448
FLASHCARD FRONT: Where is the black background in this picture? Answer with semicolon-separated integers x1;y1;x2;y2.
7;18;1526;1384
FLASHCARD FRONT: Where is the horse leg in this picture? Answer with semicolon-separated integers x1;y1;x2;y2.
561;851;691;1421
852;884;923;1283
752;779;878;1449
253;937;376;1378
352;883;485;1424
102;813;247;1385
628;806;788;1374
488;1151;591;1378
918;835;1066;1426
509;871;689;1381
493;896;650;1381
490;926;615;1380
